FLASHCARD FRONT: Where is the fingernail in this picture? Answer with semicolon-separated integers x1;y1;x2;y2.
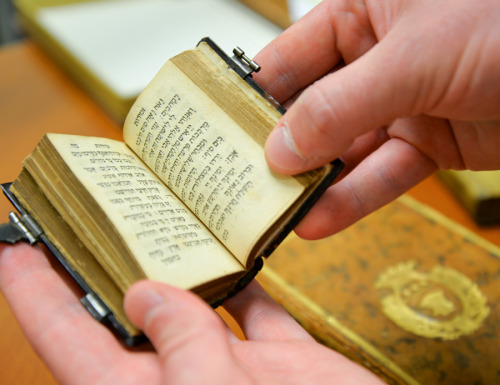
134;288;165;314
125;284;171;329
265;122;307;172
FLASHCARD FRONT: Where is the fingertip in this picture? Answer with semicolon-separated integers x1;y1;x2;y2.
124;281;222;340
265;122;310;174
125;281;234;380
0;243;52;290
124;281;166;329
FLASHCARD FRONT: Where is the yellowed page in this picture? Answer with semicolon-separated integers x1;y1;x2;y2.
46;134;244;289
123;59;304;265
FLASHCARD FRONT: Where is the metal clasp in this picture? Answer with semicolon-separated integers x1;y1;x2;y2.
232;47;261;78
1;211;43;244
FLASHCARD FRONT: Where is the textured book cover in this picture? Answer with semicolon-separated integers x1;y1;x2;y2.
259;195;500;385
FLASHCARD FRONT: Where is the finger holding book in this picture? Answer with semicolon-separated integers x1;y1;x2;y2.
257;0;500;240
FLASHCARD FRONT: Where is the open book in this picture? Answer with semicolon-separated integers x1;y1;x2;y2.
1;38;343;344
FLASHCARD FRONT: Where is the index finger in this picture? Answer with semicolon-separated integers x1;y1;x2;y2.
254;1;376;103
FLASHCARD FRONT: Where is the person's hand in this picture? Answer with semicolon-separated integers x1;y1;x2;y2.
256;0;500;240
0;243;384;385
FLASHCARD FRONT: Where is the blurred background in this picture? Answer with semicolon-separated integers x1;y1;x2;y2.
0;0;25;45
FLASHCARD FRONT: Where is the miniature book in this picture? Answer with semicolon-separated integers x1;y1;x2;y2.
0;38;343;345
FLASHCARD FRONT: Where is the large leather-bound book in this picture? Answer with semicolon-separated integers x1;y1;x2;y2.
259;195;499;385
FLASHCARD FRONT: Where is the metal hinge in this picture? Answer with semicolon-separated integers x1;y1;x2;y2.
81;293;111;322
0;211;43;244
232;46;261;78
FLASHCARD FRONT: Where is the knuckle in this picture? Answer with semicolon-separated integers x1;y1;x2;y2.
299;85;344;156
268;40;302;94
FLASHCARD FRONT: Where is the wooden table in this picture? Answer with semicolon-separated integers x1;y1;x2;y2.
0;41;122;385
1;41;499;385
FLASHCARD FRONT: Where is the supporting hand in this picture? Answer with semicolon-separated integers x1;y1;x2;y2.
0;243;384;385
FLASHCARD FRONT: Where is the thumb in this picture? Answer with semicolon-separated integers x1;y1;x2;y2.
124;281;241;384
264;33;429;175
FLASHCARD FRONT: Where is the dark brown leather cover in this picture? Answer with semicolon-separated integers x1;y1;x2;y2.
259;196;500;385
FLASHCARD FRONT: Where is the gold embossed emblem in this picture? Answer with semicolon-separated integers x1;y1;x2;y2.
375;262;490;340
